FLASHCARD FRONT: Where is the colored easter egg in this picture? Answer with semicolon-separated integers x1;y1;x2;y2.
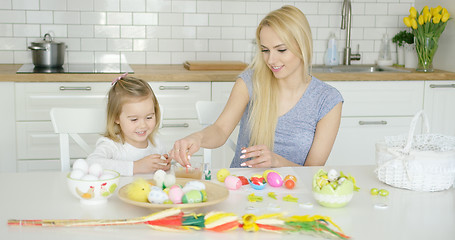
248;178;266;190
224;175;242;190
216;168;230;182
182;190;203;204
284;175;297;183
266;172;283;187
284;179;295;189
262;170;277;182
200;190;207;202
148;189;169;204
168;186;184;204
237;176;249;185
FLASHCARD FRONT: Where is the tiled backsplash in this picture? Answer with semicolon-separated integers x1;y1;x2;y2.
0;0;414;65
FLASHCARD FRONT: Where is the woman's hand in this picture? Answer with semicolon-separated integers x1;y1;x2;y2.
239;145;301;168
169;134;202;167
133;154;170;174
239;145;278;168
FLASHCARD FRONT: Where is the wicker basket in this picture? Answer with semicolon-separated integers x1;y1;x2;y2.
376;110;455;192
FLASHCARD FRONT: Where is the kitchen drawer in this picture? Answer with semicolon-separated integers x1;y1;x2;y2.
327;81;424;117
16;121;101;160
15;82;110;121
158;119;204;156
149;82;210;119
326;116;419;166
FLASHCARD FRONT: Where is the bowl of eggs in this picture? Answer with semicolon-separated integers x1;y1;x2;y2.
312;169;358;208
67;159;120;205
118;171;229;212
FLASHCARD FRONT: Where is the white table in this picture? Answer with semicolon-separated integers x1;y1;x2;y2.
1;166;454;240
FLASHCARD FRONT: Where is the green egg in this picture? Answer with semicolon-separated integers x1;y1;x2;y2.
200;190;208;202
182;190;203;204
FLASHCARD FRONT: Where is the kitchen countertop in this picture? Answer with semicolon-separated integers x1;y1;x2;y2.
1;64;455;82
1;165;454;240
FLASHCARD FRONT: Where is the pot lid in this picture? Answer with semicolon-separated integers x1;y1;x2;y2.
32;33;64;44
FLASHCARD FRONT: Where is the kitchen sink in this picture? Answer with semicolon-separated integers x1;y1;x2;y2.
311;65;411;73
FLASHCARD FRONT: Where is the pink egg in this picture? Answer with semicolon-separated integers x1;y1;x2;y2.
267;172;283;187
168;186;184;204
224;176;242;190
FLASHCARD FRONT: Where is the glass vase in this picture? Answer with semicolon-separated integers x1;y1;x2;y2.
415;36;439;73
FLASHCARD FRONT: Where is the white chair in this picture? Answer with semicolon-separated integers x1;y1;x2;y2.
50;108;106;171
195;101;236;166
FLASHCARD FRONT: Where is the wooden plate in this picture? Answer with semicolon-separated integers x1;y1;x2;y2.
118;178;229;212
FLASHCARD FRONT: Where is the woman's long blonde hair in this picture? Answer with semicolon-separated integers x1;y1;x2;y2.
248;5;313;150
105;76;161;146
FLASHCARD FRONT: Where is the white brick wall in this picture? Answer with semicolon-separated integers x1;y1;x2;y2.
0;0;415;65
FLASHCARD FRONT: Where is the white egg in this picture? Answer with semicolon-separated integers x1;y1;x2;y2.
148;189;169;204
99;173;115;180
88;163;103;177
182;181;205;193
69;169;85;179
153;170;166;182
327;169;340;182
72;159;89;174
81;174;99;181
163;174;176;188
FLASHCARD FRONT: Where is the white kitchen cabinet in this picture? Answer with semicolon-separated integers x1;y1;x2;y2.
14;81;209;171
326;81;425;166
423;80;455;136
0;82;17;172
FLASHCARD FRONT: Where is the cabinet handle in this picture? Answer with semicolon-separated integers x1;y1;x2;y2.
59;86;92;91
162;123;189;128
159;86;190;90
429;84;455;88
358;120;387;125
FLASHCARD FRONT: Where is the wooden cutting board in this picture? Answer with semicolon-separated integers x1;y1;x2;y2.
184;61;247;71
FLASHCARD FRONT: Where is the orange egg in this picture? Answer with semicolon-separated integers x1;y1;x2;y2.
284;175;297;183
284;179;295;189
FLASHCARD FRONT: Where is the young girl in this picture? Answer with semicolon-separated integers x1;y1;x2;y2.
86;74;170;176
171;5;343;168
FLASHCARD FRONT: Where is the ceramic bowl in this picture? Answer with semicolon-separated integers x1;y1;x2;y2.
312;169;354;208
67;170;120;204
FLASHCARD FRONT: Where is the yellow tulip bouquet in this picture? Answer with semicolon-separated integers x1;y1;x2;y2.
403;6;451;72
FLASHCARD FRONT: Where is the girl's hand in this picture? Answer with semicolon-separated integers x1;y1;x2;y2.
133;154;170;174
239;145;277;168
169;136;201;167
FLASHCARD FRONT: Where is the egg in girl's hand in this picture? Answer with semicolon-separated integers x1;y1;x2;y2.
266;172;283;187
72;159;89;174
224;175;242;190
88;163;103;177
69;169;85;179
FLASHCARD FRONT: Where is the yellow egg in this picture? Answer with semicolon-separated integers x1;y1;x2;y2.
216;168;230;182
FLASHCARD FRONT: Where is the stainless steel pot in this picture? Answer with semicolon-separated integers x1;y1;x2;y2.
28;33;66;68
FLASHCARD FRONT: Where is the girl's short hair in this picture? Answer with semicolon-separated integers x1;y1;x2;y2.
105;76;161;146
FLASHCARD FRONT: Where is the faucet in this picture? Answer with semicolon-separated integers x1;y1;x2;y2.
341;0;361;65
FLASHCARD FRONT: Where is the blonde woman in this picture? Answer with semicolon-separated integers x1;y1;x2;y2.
171;5;343;168
86;75;170;176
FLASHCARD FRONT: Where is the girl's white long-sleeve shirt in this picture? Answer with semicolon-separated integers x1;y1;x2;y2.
86;137;167;176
